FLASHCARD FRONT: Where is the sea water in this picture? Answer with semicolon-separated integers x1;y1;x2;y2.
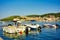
0;21;60;40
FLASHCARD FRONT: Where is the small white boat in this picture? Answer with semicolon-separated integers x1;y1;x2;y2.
3;26;16;33
3;25;26;34
24;24;41;31
43;24;57;28
25;24;40;28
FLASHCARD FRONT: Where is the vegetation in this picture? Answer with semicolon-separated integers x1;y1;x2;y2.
0;12;60;21
41;12;60;17
27;12;60;17
0;16;20;21
27;15;41;17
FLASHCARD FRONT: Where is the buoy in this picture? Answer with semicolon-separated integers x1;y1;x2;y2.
19;31;22;34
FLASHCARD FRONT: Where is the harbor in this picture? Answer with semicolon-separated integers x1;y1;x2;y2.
2;18;58;34
0;0;60;40
0;21;60;40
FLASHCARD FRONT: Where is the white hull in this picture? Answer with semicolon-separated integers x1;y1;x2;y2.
43;24;57;28
25;24;40;28
3;26;26;33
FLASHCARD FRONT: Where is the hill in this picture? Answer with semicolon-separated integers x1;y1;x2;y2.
0;16;20;21
0;12;60;21
27;12;60;17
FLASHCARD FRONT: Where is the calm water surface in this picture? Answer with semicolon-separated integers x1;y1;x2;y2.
0;21;60;40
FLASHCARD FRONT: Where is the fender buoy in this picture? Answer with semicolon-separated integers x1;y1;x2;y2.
19;31;22;34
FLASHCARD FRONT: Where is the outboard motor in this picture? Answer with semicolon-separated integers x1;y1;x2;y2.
56;23;60;28
25;27;29;35
56;24;60;27
38;26;41;32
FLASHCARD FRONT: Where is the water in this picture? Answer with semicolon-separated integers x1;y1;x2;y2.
0;21;60;40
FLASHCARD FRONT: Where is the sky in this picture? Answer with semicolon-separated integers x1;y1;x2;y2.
0;0;60;19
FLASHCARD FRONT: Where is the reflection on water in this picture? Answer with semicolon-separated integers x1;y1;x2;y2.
3;30;41;40
0;21;60;40
2;26;58;40
3;32;26;40
1;27;59;40
3;32;19;38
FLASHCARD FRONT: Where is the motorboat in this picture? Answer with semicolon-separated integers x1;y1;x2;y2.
43;24;57;28
3;25;26;34
3;26;17;33
24;24;41;30
3;18;26;34
30;20;36;22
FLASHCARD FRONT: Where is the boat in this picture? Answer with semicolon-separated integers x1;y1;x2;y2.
30;20;36;22
24;24;41;30
3;25;17;33
43;24;57;28
3;24;26;34
3;18;27;34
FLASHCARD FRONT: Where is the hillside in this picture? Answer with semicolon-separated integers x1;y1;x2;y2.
0;16;20;21
27;12;60;17
0;12;60;21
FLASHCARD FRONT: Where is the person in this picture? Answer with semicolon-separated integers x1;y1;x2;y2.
13;17;20;27
17;21;21;27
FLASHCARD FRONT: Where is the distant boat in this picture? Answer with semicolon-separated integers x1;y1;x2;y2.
30;20;36;22
43;24;57;28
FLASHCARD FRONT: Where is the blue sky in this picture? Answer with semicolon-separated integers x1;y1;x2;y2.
0;0;60;19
